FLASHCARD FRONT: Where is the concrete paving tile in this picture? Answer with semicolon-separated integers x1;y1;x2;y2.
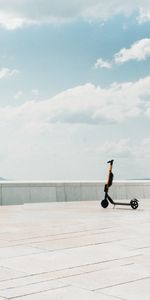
27;232;123;252
0;268;85;289
0;245;47;259
126;253;150;270
99;277;150;300
0;267;27;282
0;279;67;298
60;263;150;291
0;256;144;290
0;243;137;274
115;236;150;251
78;255;141;273
0;200;149;299
4;228;114;248
13;285;120;300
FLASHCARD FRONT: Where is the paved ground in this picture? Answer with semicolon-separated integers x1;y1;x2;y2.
0;199;150;299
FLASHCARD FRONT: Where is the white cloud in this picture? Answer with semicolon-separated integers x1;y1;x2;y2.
145;102;150;119
137;8;150;23
0;67;19;79
94;58;112;69
101;138;150;162
14;90;23;99
0;13;26;30
138;138;150;160
0;0;149;29
0;77;150;180
109;138;150;161
0;76;149;130
32;89;39;96
115;38;150;64
99;139;133;159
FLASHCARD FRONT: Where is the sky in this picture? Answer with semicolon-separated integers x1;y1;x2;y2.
0;0;150;180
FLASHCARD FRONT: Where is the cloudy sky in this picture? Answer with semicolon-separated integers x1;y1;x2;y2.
0;0;150;180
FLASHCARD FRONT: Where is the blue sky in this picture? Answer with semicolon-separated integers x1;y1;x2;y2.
0;0;150;180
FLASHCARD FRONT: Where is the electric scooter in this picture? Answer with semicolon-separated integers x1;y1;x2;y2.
101;160;139;209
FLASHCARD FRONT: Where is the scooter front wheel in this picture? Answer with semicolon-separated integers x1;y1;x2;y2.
130;199;138;209
101;199;109;208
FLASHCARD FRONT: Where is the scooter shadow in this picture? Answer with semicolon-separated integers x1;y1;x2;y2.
112;207;143;211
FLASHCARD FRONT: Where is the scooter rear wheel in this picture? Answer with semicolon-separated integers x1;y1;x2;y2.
130;199;138;209
101;199;109;208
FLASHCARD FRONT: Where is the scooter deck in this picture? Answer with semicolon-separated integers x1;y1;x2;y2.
113;202;131;206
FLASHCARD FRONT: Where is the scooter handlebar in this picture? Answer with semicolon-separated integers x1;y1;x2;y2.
107;159;114;166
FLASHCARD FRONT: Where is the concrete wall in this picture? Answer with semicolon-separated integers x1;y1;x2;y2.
0;180;150;205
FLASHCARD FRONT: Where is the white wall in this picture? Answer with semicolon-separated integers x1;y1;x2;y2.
0;180;150;205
